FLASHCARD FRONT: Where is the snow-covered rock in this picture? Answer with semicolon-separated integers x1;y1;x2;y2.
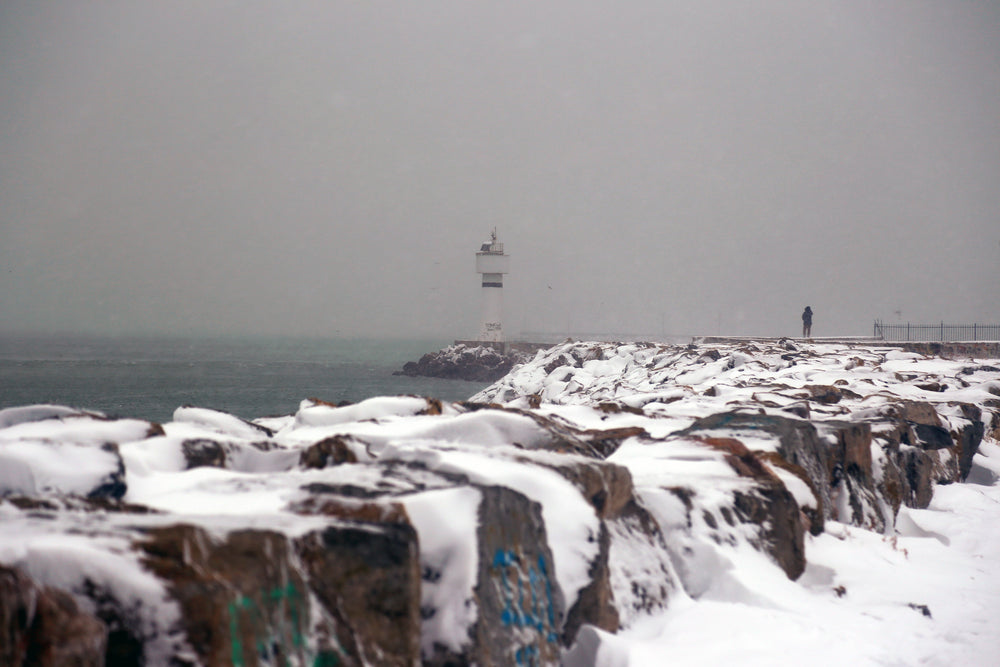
0;413;158;499
0;339;998;665
397;343;534;382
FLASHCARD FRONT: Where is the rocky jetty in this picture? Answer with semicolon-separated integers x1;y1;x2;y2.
1;340;999;665
397;342;535;383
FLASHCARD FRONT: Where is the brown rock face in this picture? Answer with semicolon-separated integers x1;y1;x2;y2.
537;459;634;521
871;422;931;509
181;439;228;469
806;385;844;405
138;525;320;667
901;447;936;509
0;565;107;667
733;482;805;580
818;421;884;531
863;401;968;510
28;586;108;667
685;436;807;579
0;565;36;666
896;401;946;427
831;422;873;480
0;566;38;665
299;435;360;469
135;512;422;667
296;519;422;667
757;452;825;536
954;403;986;481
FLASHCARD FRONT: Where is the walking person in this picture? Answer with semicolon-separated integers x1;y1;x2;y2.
802;306;813;338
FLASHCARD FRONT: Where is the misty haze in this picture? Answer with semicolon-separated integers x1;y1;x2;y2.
1;1;997;341
2;4;1000;666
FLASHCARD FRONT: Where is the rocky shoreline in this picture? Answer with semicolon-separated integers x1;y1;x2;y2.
1;340;999;665
395;342;535;383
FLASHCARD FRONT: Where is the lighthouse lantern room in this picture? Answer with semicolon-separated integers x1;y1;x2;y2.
475;229;509;343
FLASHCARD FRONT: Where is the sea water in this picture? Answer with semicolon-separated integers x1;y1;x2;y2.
0;334;489;424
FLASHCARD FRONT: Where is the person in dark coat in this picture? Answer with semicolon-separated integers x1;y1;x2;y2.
802;306;813;338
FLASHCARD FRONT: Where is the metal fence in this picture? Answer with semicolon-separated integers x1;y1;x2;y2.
873;320;1000;342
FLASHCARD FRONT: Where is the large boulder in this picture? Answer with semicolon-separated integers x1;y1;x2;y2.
293;499;422;667
0;439;128;500
676;412;832;518
696;436;806;580
815;421;886;531
616;432;808;585
467;485;565;667
676;411;895;534
138;524;325;667
603;500;676;626
864;401;973;510
0;412;157;499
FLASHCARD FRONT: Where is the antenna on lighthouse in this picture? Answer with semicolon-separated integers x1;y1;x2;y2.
475;229;509;344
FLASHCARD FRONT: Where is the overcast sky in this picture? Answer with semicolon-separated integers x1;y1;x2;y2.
1;1;997;340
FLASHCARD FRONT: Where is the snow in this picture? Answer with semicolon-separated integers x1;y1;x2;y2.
503;341;1000;666
124;465;299;516
768;464;818;511
120;434;189;474
172;405;273;439
1;339;999;665
292;395;447;428
0;415;153;447
0;404;100;429
582;473;1000;666
0;440;120;496
403;486;481;655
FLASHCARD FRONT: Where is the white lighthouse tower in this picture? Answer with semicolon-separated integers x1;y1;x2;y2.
476;228;509;343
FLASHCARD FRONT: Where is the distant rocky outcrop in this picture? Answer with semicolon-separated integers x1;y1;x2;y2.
396;343;534;382
0;341;998;665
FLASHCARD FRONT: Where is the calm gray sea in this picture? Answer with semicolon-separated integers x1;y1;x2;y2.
0;334;489;424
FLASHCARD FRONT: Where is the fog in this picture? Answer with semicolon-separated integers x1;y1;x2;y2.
1;1;998;341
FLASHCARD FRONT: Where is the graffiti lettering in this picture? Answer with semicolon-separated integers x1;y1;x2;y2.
227;583;308;666
491;548;559;666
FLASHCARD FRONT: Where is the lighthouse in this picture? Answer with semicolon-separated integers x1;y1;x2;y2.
476;229;509;343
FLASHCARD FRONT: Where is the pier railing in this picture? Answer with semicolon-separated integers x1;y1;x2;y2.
873;320;1000;342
